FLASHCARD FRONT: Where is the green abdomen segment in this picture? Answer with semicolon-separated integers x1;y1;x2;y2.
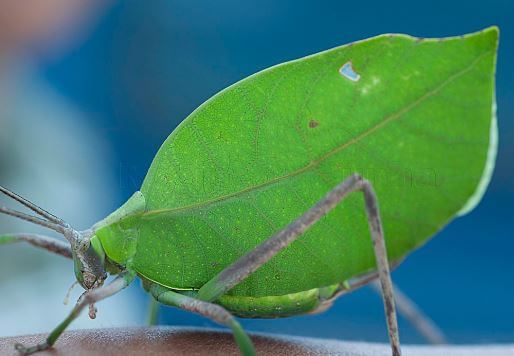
216;283;341;318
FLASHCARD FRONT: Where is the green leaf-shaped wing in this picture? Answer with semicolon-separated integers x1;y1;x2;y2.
136;28;498;296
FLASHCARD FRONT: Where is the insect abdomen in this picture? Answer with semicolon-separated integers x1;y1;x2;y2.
214;283;341;318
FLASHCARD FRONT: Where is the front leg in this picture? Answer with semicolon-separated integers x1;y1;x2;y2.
198;174;401;356
15;270;136;355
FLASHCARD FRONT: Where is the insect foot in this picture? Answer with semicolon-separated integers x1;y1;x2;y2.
14;341;50;355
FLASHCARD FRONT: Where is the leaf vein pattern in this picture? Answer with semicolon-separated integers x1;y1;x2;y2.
143;49;493;218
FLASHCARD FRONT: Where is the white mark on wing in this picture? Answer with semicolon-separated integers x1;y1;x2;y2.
339;62;360;82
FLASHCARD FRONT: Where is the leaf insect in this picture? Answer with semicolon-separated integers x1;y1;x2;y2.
0;27;499;356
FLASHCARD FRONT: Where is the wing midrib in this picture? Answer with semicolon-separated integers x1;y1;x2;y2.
143;49;492;218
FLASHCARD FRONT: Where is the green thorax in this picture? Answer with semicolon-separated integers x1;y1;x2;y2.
93;191;146;266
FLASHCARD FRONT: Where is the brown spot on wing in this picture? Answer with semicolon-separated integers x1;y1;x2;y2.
308;119;319;128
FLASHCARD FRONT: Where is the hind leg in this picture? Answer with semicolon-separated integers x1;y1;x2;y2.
198;174;401;356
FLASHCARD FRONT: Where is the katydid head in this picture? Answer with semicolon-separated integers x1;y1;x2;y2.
72;231;107;291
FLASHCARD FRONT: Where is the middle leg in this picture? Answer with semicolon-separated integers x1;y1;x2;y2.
149;284;256;356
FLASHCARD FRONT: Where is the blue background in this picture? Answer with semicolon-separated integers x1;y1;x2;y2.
33;0;514;344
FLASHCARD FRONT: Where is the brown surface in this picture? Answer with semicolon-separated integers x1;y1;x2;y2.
1;327;513;356
4;328;305;356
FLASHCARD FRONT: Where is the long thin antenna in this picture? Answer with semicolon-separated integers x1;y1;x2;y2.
0;233;72;259
0;185;67;227
0;185;80;249
0;207;66;234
